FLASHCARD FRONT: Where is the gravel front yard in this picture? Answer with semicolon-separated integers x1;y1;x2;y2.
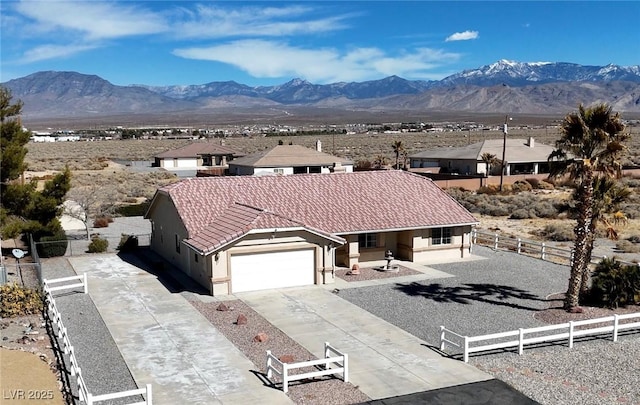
338;246;640;405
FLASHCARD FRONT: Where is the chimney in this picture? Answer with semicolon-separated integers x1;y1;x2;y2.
315;139;322;152
528;137;535;148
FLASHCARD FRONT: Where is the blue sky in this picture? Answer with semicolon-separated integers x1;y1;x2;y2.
1;1;639;87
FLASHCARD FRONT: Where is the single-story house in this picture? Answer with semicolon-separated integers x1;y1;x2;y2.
145;170;478;295
228;142;353;175
154;142;245;170
409;137;555;176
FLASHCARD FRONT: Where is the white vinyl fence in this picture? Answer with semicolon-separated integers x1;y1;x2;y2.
440;312;640;363
266;342;348;393
471;229;639;268
43;274;153;405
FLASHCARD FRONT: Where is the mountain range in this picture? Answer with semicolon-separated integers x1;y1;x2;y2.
3;60;640;120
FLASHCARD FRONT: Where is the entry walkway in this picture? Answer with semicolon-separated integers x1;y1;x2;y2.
238;286;492;400
68;255;291;405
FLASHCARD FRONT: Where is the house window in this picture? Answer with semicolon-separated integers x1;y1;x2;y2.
432;228;452;245
274;168;284;175
175;234;181;253
194;253;198;263
358;233;377;249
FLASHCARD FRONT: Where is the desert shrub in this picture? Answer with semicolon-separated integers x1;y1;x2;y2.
538;179;555;190
87;236;109;253
588;257;640;308
93;214;113;228
615;240;640;254
115;201;150;217
526;178;555;190
117;234;138;251
538;224;574;241
512;180;533;193
531;201;559;218
477;185;500;195
37;232;68;257
508;209;531;219
0;283;43;318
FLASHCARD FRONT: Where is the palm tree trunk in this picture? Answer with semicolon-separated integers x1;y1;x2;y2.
565;170;594;310
581;220;598;296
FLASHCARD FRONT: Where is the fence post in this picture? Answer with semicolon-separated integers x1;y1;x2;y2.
493;233;499;251
283;363;289;393
146;383;153;405
439;326;446;351
569;248;575;266
541;243;546;260
517;238;522;254
343;353;349;382
613;314;620;342
518;328;524;355
266;350;272;379
463;336;469;363
568;321;574;348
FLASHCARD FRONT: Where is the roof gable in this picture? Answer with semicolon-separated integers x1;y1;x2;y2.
184;203;345;254
156;142;244;158
229;144;352;168
156;171;477;239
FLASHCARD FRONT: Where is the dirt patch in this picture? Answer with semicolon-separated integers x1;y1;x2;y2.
0;314;64;404
189;299;370;405
335;265;421;282
534;293;640;326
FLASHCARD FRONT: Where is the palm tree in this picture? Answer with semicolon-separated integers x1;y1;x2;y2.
373;155;389;169
392;141;404;169
480;153;499;176
548;103;628;310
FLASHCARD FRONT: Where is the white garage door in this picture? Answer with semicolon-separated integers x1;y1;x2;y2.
231;249;315;293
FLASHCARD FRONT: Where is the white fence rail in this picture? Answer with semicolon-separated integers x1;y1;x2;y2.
266;342;348;393
471;229;639;268
43;275;152;404
441;312;640;363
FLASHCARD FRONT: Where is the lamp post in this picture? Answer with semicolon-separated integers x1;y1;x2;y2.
499;115;510;191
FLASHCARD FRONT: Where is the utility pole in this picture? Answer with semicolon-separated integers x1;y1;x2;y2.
499;115;509;191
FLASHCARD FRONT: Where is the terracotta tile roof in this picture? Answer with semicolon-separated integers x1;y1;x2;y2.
154;171;478;240
184;203;345;253
155;142;245;158
228;145;352;168
409;138;555;163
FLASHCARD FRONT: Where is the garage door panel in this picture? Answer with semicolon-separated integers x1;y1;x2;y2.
231;249;314;293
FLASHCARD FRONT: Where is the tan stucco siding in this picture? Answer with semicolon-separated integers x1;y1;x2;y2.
148;194;189;273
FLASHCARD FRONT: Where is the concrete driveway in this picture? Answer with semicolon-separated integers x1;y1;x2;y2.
237;286;492;400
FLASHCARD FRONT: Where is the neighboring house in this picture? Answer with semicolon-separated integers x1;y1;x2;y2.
228;142;353;175
409;137;555;176
145;171;478;295
154;142;245;170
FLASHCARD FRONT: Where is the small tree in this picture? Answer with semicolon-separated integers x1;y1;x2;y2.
64;185;116;240
480;153;499;176
392;140;405;169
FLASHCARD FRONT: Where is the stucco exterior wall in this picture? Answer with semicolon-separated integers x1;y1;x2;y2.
148;194;190;274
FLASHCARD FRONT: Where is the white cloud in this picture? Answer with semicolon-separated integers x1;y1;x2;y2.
15;1;167;40
21;44;100;63
173;40;461;83
445;30;479;42
172;4;351;39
